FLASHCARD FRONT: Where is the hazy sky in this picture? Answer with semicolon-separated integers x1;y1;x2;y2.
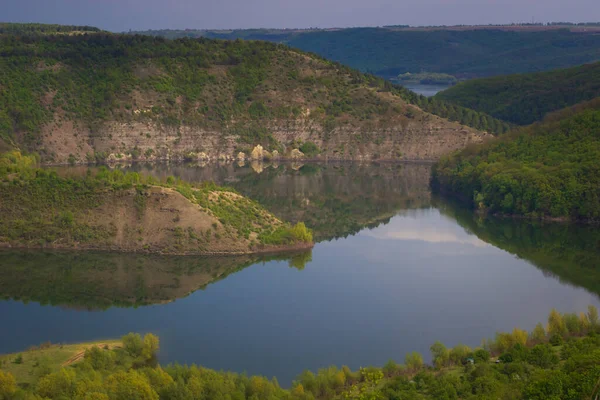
3;0;600;32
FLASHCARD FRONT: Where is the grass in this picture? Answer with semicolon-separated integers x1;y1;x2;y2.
0;339;121;386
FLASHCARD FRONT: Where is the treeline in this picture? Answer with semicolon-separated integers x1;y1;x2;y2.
435;61;600;125
2;307;600;399
0;23;101;34
432;99;600;221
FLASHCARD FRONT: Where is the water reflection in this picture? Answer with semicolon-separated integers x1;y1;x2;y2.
435;196;600;298
60;162;433;242
0;250;312;310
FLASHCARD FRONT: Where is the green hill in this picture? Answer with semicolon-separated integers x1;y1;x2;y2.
435;62;600;125
0;31;509;163
0;151;313;254
432;98;600;221
133;27;600;80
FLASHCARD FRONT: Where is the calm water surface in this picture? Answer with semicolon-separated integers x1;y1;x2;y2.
400;83;451;97
1;163;599;385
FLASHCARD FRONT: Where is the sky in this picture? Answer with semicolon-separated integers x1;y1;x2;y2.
3;0;600;32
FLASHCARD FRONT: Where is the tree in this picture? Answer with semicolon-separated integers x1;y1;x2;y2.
531;323;546;342
527;344;559;368
547;309;567;337
122;333;144;358
404;352;424;372
105;371;158;400
429;341;449;369
36;368;77;399
512;328;528;346
0;371;16;400
473;349;490;363
142;334;160;364
449;344;471;365
564;313;581;335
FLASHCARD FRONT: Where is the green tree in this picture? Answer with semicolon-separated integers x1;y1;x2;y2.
0;370;16;400
141;334;160;364
36;368;77;399
404;352;423;372
122;333;144;358
105;371;158;400
531;323;546;342
547;309;567;337
429;341;449;369
449;344;471;365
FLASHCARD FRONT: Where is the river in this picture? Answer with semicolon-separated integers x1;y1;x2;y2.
1;162;598;385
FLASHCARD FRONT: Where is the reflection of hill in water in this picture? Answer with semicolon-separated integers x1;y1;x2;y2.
0;250;311;310
118;162;433;242
435;197;600;298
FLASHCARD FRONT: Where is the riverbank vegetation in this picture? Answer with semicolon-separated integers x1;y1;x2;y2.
1;307;599;399
432;99;600;221
0;151;312;253
435;61;600;125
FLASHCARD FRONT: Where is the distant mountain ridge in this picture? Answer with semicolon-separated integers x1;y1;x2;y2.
130;26;600;80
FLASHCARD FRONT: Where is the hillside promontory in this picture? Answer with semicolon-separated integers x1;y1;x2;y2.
0;32;495;163
0;152;313;254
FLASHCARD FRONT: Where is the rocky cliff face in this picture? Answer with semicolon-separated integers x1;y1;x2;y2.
39;112;487;164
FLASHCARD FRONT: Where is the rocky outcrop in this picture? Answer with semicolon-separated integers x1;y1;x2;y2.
37;114;489;164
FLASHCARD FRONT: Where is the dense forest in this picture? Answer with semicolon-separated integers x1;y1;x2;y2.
435;62;600;125
0;30;508;162
432;98;600;221
132;27;600;79
1;308;600;399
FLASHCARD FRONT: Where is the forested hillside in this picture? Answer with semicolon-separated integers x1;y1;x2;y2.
432;99;600;221
133;27;600;79
0;31;506;163
436;62;600;124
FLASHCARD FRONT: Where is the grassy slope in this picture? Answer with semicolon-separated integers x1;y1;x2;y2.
0;340;121;386
432;99;600;221
0;30;508;160
0;152;313;254
133;27;600;79
435;62;600;124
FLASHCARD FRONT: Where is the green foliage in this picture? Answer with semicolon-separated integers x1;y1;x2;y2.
0;370;17;399
299;141;320;157
133;27;600;80
6;306;600;400
436;62;600;125
433;99;600;220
